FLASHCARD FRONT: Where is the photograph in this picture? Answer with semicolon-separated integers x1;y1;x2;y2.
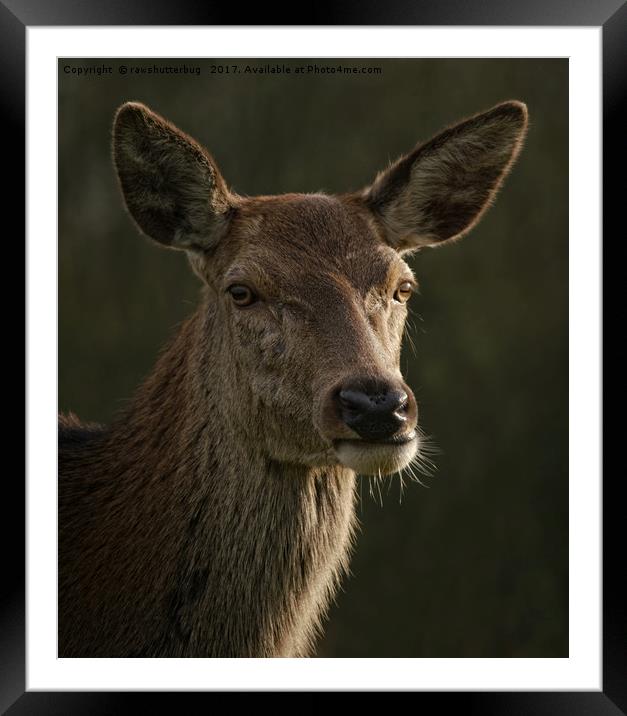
0;0;617;704
57;57;568;659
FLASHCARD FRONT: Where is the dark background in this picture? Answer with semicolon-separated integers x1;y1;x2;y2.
58;58;568;658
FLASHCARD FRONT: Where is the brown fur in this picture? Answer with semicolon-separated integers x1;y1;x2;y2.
59;100;527;657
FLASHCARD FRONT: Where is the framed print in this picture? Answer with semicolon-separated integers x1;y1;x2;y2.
7;0;623;711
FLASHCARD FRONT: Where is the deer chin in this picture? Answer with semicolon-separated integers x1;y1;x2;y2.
333;432;418;476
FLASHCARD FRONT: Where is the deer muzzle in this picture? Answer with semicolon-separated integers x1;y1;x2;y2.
318;375;419;475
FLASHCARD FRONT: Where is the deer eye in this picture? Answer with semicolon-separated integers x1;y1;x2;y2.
227;284;257;307
393;281;414;304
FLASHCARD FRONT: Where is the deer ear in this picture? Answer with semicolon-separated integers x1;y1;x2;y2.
112;102;234;252
363;101;528;252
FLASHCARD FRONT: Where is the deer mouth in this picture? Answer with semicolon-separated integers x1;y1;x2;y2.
333;431;418;475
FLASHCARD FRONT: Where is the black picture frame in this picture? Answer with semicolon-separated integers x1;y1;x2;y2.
7;1;623;711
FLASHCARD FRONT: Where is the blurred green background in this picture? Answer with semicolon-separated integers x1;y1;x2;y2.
58;58;568;657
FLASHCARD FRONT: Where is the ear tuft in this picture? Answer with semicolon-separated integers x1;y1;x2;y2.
112;102;234;251
363;101;528;252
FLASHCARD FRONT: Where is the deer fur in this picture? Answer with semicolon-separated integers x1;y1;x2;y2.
59;100;528;657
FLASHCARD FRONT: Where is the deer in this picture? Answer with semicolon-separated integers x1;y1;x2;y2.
58;100;528;657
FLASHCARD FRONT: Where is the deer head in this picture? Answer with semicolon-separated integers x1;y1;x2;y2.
112;100;527;476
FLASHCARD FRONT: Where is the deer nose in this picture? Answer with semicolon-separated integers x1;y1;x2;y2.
336;381;411;442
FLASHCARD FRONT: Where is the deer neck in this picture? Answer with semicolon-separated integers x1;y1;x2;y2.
98;304;358;656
